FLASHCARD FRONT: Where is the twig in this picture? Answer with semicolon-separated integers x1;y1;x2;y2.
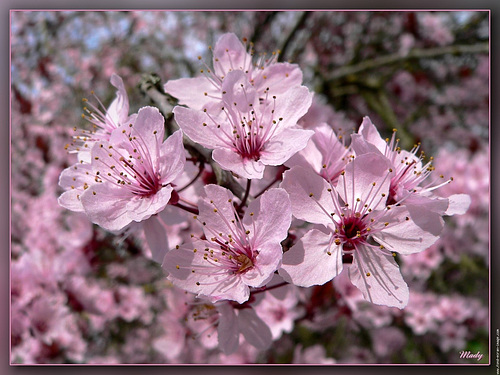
237;179;252;211
172;202;199;215
278;11;310;63
177;161;205;193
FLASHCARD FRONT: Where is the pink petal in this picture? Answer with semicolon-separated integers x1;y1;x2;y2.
350;133;383;156
348;245;409;308
217;302;240;355
221;70;257;109
125;185;173;223
244;188;291;245
173;106;231;150
158;130;186;184
445;194;471;215
270;86;313;134
373;205;440;254
337;152;392;212
164;76;219;109
402;193;449;215
107;73;130;126
212;147;265;179
238;308;273;351
253;62;303;96
242;242;282;288
280;166;336;226
198;184;237;239
284;137;323;173
213;33;252;78
143;216;169;263
259;128;315;166
130;106;165;154
357;116;388;152
58;163;95;212
80;183;132;232
279;228;343;287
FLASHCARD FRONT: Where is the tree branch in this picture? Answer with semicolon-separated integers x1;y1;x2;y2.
278;11;310;63
328;43;489;81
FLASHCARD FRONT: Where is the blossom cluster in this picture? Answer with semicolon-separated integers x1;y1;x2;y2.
11;12;489;364
52;32;471;355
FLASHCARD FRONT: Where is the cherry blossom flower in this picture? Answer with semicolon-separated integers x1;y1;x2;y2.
66;73;136;161
279;153;440;308
59;106;185;232
253;279;304;340
163;184;291;304
173;70;314;179
351;117;471;220
164;32;304;111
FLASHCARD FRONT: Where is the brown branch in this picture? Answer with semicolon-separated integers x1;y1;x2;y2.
328;43;489;81
278;11;310;63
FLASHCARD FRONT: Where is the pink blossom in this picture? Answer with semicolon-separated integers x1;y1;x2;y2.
67;73;136;160
163;185;291;303
279;153;439;308
164;32;304;111
351;116;470;218
59;106;185;232
173;70;314;179
253;276;304;340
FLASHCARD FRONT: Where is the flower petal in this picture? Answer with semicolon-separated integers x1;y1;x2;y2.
107;73;130;127
445;193;471;216
158;130;186;184
348;245;409;308
373;205;440;254
143;216;169;263
270;85;314;133
280;166;336;226
279;228;342;287
164;76;219;109
259;128;314;166
357;116;388;152
217;302;240;355
125;185;173;222
337;152;392;212
129;106;165;154
198;184;237;239
244;188;292;245
253;62;303;96
242;242;283;288
213;33;252;78
212;147;265;179
173;106;230;150
238;308;273;351
80;183;132;232
221;70;257;109
58;163;95;212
